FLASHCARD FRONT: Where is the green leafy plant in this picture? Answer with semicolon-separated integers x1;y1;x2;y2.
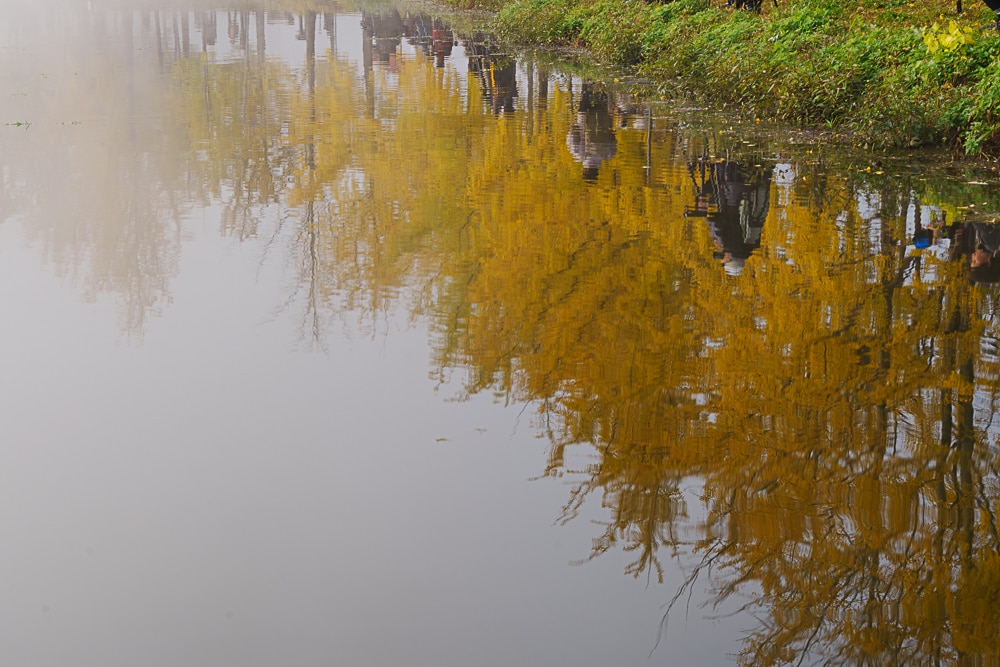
921;20;974;56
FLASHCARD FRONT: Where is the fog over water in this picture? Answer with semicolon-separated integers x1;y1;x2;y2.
3;1;1000;665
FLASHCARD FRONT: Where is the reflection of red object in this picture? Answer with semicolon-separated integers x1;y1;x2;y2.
431;27;453;67
373;36;401;72
375;52;399;72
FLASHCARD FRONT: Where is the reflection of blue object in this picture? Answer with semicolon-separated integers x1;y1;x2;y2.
914;236;931;248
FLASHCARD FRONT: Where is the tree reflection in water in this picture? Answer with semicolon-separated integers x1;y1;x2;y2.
5;4;1000;663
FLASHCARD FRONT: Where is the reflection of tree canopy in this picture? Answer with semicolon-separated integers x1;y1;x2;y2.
169;12;1000;659
2;7;192;335
447;147;1000;663
10;5;1000;661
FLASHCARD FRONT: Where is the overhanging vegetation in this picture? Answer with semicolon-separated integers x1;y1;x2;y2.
450;0;1000;154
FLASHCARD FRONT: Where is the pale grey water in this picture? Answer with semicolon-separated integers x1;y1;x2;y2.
0;190;735;667
8;2;1000;665
0;3;742;665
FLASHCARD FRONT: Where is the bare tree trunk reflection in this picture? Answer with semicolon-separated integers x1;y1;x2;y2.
305;11;316;94
240;9;249;52
171;12;180;58
180;11;189;54
154;10;164;72
256;7;265;60
326;12;336;55
362;16;374;118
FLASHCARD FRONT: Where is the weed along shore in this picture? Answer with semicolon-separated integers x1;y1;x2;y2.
449;0;1000;155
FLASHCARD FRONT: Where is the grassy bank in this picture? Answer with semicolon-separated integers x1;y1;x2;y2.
452;0;1000;154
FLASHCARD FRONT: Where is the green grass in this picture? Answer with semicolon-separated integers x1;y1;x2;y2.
474;0;1000;154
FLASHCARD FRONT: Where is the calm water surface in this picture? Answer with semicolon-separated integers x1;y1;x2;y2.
4;2;1000;665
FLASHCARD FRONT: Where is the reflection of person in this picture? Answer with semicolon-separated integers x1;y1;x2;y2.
228;13;240;44
489;59;517;114
950;220;1000;283
566;84;618;182
704;160;772;276
986;0;1000;31
405;13;433;55
403;13;451;67
685;156;715;218
912;210;957;250
432;22;454;68
466;36;517;114
362;10;405;70
729;0;764;11
201;12;217;47
610;91;641;129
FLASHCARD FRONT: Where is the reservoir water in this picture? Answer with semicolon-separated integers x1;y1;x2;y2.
3;2;1000;664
